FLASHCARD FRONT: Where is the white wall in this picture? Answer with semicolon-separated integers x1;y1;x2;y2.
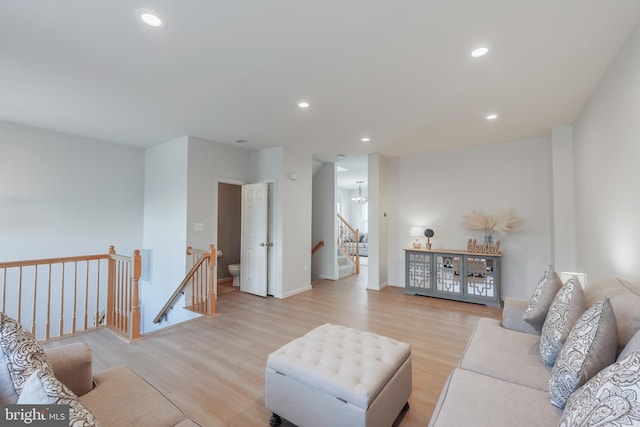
387;138;553;299
141;136;196;333
312;162;337;280
336;188;351;220
573;21;640;282
551;126;577;273
282;147;313;297
186;136;249;253
249;146;312;298
0;121;144;261
369;154;389;290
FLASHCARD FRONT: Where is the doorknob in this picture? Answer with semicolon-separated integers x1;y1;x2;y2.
268;242;274;247
260;243;265;247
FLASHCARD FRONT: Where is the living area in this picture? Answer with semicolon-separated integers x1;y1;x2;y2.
2;2;640;427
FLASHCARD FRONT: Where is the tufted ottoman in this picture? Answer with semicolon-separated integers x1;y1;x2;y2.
265;324;412;427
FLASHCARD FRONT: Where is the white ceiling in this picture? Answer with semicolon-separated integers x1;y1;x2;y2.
1;1;639;161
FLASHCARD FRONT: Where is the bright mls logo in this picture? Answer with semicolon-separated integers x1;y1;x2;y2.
1;405;68;426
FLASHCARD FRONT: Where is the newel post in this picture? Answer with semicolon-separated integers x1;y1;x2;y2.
129;250;142;341
207;244;217;317
106;246;116;327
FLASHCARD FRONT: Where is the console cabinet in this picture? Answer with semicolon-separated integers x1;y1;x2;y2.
404;248;501;307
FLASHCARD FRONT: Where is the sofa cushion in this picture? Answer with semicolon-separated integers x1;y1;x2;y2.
548;298;618;408
428;368;562;427
585;277;640;348
559;351;640;426
17;369;101;427
459;318;551;391
0;313;54;396
80;366;189;427
618;329;640;362
523;265;563;332
539;276;585;366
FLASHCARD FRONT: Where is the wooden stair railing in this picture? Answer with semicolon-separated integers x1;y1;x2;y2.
153;244;217;324
107;247;142;341
337;214;360;274
0;246;141;342
312;240;325;255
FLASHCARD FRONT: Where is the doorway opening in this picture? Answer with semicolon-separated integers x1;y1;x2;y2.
217;182;241;296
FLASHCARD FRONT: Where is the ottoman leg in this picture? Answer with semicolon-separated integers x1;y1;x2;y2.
269;413;281;426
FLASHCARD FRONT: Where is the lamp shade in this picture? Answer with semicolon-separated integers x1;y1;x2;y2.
410;227;423;237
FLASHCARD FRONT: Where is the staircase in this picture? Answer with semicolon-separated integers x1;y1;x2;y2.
337;248;355;278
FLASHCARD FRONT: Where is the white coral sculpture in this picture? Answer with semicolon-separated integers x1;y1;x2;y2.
462;209;522;236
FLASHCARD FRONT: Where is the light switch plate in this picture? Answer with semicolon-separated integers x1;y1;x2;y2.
194;222;205;232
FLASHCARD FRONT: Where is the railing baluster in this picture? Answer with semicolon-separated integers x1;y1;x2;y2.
84;260;89;331
60;263;65;336
125;261;130;333
2;268;6;313
46;264;52;340
72;261;77;334
116;261;121;330
95;260;100;327
44;264;51;340
18;266;23;323
31;266;37;336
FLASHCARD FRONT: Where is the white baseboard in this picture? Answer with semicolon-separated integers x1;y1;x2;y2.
279;285;313;299
318;275;338;281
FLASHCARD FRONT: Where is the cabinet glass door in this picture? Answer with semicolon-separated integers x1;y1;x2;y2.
407;252;431;290
466;257;496;298
435;255;462;295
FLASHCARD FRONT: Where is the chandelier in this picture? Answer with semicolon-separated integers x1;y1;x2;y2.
352;181;367;205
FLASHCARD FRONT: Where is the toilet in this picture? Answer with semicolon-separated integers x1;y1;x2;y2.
228;264;240;287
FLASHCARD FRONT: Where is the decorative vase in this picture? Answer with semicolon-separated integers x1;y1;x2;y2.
483;235;493;246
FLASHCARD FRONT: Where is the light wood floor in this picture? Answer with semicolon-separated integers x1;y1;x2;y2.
43;266;501;427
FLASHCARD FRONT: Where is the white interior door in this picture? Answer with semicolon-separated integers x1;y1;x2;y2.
241;182;268;297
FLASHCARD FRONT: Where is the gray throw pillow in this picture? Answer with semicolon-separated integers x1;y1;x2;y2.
560;351;640;426
549;297;618;408
523;265;563;332
539;276;586;366
0;313;54;396
17;369;101;427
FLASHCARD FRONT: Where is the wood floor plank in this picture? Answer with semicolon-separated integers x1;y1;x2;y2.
43;267;501;427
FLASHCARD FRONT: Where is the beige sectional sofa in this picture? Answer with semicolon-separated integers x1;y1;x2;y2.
428;276;640;426
0;317;199;427
47;343;200;427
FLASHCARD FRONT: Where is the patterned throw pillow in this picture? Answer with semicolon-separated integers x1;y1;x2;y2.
539;276;586;366
549;298;618;408
523;265;563;332
0;313;54;396
17;369;101;427
560;351;640;426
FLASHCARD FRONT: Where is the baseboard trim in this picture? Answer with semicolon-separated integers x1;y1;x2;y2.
279;285;312;299
218;277;233;284
318;275;338;281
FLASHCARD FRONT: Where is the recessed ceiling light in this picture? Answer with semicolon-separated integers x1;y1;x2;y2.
360;137;371;143
135;9;167;29
298;101;310;109
486;114;498;120
471;47;489;58
235;139;248;144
